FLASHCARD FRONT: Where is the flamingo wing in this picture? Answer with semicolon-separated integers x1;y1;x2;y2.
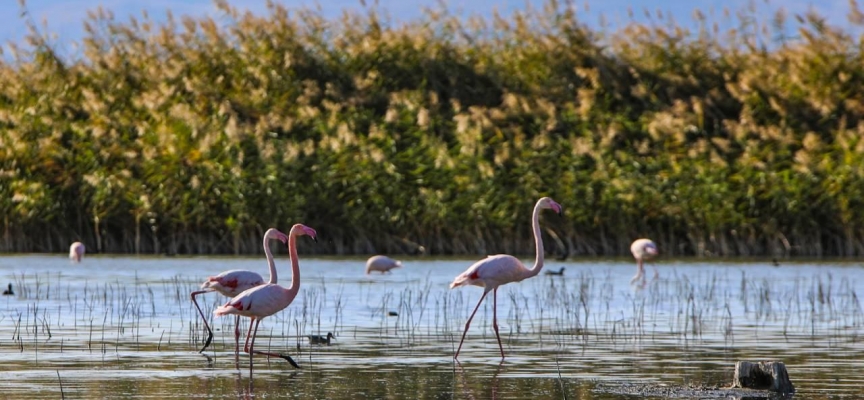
203;270;265;297
214;284;294;319
450;254;528;290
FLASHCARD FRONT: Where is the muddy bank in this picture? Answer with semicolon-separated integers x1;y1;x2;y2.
594;382;795;399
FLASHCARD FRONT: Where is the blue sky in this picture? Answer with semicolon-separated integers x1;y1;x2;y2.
0;0;852;56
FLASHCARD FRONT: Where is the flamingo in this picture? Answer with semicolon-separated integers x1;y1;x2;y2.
365;255;402;274
630;238;659;285
449;197;562;360
214;223;317;374
307;332;335;345
191;228;287;355
69;242;85;263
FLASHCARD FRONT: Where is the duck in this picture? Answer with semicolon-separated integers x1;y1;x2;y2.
307;332;335;345
544;267;565;276
2;283;13;296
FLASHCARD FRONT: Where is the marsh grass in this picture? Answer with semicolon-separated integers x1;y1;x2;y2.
0;263;861;365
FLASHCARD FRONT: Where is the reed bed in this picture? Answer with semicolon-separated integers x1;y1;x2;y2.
2;1;864;257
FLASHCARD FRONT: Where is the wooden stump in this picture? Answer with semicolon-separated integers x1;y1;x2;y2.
731;361;795;394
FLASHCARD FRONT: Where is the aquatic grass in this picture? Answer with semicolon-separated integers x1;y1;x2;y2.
0;264;862;362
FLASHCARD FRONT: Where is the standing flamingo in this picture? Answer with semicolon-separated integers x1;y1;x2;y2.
69;242;85;263
214;223;317;374
449;197;562;360
365;255;402;274
630;238;659;285
191;228;287;355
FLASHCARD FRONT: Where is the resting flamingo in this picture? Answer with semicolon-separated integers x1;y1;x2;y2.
630;238;659;285
69;242;85;263
365;255;402;274
449;197;562;360
191;228;287;355
214;223;317;374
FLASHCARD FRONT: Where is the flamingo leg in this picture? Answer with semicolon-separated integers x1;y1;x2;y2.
190;290;214;353
630;260;645;285
454;290;490;360
243;317;256;354
240;317;300;369
234;315;241;363
492;288;504;359
247;319;261;377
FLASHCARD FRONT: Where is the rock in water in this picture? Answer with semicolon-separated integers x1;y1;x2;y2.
731;361;795;394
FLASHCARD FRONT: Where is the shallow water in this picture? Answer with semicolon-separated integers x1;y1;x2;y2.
0;254;862;399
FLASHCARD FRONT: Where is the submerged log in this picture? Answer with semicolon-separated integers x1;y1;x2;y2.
731;361;795;394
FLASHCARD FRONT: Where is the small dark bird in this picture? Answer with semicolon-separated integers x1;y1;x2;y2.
307;332;335;345
545;267;565;276
388;311;398;317
2;283;13;296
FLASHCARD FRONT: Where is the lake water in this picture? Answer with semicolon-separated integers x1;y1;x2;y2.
0;254;862;399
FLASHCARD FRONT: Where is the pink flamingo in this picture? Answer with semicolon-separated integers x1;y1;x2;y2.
630;238;659;285
69;242;85;263
214;223;317;373
449;197;562;360
365;255;402;274
191;228;287;355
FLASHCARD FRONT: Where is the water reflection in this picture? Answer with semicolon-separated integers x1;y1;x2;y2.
454;362;504;399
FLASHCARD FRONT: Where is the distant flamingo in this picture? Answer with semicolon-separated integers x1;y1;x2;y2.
214;223;317;374
544;267;565;276
450;197;562;360
191;228;287;355
69;242;85;263
365;255;402;274
630;238;659;285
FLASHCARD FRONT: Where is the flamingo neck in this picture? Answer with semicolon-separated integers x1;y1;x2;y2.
287;234;300;293
526;201;545;279
265;234;278;284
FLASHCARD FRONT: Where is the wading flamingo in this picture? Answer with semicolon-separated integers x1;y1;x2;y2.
450;197;562;360
630;238;659;285
69;242;85;263
191;228;287;355
214;223;317;374
365;255;402;274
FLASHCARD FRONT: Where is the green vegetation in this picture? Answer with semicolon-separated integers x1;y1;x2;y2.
1;0;863;257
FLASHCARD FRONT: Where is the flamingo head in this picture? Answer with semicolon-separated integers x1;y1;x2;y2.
643;242;659;258
265;228;290;245
538;197;563;215
291;223;318;242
